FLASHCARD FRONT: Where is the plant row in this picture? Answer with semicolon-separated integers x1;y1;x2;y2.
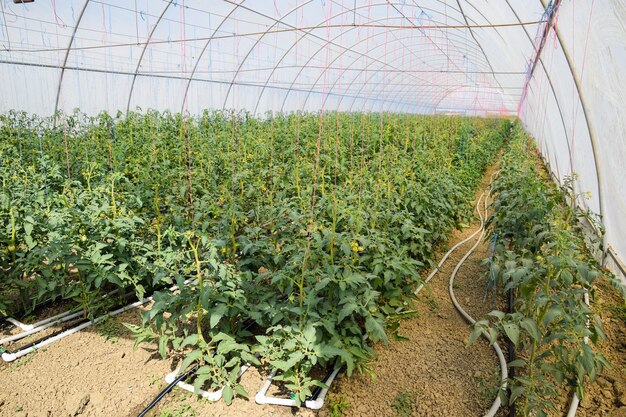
1;110;509;403
471;125;626;416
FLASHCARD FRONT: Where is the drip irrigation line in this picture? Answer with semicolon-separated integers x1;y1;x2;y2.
448;175;508;417
3;21;543;54
3;316;91;357
0;286;149;345
414;191;485;295
0;310;84;345
508;278;516;417
2;290;137;353
137;364;199;417
308;363;336;401
1;295;58;322
0;287;127;342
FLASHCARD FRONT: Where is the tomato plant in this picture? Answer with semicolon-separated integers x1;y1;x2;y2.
1;110;508;402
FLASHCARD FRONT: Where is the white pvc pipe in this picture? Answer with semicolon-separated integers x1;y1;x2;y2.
1;280;195;362
165;362;252;402
1;298;149;362
0;310;84;345
255;366;341;410
448;185;508;417
6;318;34;331
1;288;125;344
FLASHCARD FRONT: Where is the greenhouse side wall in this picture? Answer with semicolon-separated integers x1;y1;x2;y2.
519;0;626;285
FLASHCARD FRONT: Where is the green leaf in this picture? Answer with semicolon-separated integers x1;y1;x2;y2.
338;303;356;322
520;318;540;342
180;334;199;349
223;385;234;405
508;358;526;368
158;336;168;358
365;315;388;343
467;326;483;346
542;307;562;326
210;304;228;329
233;384;248;400
502;322;520;347
487;310;505;320
178;349;202;374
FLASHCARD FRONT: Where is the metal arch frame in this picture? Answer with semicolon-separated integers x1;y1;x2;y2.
337;40;507;116
318;23;494;113
338;35;505;115
293;29;491;115
249;0;488;113
178;1;248;115
281;28;495;114
126;0;173;114
387;0;526;85
460;0;507;43
224;0;488;113
503;1;573;165
430;82;522;114
332;0;493;79
219;0;315;111
45;1;537;121
537;0;606;262
339;46;480;115
384;0;470;76
1;58;410;106
224;1;434;113
455;0;506;95
281;1;518;115
53;0;91;118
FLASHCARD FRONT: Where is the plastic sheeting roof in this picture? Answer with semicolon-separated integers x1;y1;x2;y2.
0;0;625;281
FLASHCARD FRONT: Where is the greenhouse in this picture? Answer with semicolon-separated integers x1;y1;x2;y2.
1;1;625;416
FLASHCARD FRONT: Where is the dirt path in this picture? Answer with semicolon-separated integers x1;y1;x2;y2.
324;164;507;417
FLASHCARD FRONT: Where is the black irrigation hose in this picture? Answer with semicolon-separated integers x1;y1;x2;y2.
507;287;516;417
1;297;56;322
137;364;199;417
308;363;336;401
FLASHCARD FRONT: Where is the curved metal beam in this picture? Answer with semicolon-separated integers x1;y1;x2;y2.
126;0;173;114
299;31;489;114
282;0;512;114
220;1;314;110
179;1;246;114
241;1;489;113
504;0;572;165
53;0;90;118
455;0;505;93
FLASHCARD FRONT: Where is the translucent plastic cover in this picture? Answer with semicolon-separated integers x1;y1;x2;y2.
0;0;624;279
